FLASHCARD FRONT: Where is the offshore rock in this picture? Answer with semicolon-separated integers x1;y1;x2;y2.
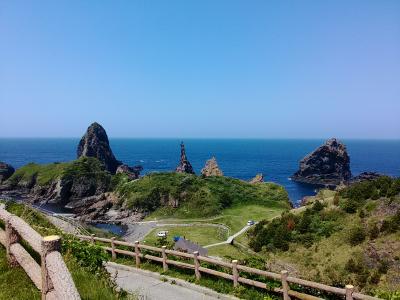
116;164;143;180
201;157;223;177
350;172;384;183
291;138;351;186
249;173;264;184
175;142;195;174
77;122;121;173
0;162;15;183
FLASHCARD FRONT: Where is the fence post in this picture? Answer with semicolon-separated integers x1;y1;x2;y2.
90;234;95;244
111;237;116;261
232;260;239;287
161;246;168;272
345;285;354;300
193;251;201;280
281;270;290;300
5;217;19;267
134;241;140;267
41;235;61;300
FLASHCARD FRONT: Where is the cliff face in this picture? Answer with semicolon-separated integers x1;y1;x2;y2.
1;158;111;206
201;157;223;177
175;142;195;174
77;122;121;174
0;162;14;183
292;138;351;185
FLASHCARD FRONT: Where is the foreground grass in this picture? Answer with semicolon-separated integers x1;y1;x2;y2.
114;256;280;300
1;201;135;300
0;247;40;300
207;244;253;260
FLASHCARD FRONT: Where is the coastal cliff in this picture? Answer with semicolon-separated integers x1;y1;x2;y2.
0;162;14;183
292;138;351;186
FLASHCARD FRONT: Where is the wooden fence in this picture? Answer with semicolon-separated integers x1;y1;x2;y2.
77;233;381;300
0;207;80;300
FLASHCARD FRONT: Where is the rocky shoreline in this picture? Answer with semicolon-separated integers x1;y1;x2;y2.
0;124;391;221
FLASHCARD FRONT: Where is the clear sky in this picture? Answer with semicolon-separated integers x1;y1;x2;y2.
1;0;399;138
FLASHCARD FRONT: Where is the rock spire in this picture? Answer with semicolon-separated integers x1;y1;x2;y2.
175;142;195;174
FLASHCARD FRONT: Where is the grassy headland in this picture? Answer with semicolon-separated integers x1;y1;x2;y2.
247;177;400;298
114;172;290;218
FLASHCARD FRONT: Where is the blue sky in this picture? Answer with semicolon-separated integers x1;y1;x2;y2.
1;0;399;138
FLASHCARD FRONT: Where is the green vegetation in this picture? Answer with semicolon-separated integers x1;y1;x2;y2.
115;172;290;218
0;247;40;300
7;157;111;189
0;201;135;300
144;225;227;246
339;176;400;213
248;177;400;297
8;162;69;186
114;256;281;300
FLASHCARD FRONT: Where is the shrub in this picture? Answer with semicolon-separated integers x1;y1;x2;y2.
341;199;358;213
368;222;380;240
378;260;389;274
62;237;108;272
333;194;340;206
312;200;324;212
369;270;381;284
347;225;366;246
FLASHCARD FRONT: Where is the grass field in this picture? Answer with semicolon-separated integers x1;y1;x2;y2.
142;203;286;258
143;225;228;246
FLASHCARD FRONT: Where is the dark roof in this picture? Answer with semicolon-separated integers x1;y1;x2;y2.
174;238;208;256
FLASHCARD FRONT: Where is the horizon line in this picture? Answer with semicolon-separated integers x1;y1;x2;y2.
1;136;399;141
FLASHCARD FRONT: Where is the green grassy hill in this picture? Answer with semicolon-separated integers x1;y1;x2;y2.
114;172;290;218
247;177;400;298
5;159;290;221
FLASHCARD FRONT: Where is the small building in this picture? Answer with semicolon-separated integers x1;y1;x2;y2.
174;237;208;256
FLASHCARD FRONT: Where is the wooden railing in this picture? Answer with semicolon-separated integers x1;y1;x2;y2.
0;207;80;300
77;233;381;300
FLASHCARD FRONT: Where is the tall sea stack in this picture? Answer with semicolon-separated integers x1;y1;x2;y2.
291;138;351;185
175;142;195;174
77;122;121;173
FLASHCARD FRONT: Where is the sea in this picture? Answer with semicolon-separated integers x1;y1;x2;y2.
1;138;399;206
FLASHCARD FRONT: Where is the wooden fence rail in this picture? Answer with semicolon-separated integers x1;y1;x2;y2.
77;234;382;300
0;207;80;300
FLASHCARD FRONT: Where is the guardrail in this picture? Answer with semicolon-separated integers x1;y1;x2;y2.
77;233;381;300
0;207;80;300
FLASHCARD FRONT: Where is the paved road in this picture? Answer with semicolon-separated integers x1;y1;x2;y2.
105;263;235;300
204;225;251;248
123;222;158;243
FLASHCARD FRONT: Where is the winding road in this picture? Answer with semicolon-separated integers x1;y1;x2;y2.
204;224;252;248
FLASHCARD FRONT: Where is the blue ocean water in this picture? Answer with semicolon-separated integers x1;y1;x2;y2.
0;138;399;205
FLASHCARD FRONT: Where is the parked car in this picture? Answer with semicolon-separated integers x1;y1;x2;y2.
247;220;255;226
157;230;169;237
